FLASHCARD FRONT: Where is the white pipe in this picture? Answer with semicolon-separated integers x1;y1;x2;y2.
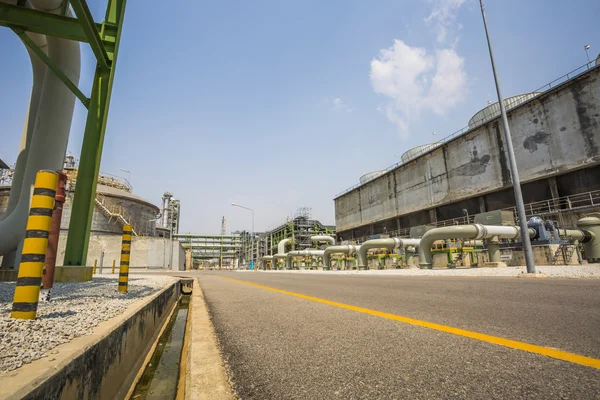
310;235;335;246
285;249;325;268
278;238;291;254
357;238;420;269
418;224;534;268
323;245;359;269
0;0;80;265
0;12;48;224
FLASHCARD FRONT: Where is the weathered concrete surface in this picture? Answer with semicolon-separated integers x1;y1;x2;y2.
54;234;185;271
335;66;600;236
0;280;180;400
187;278;236;400
54;265;93;282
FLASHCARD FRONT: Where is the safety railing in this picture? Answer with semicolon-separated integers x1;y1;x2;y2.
334;61;600;199
346;189;600;244
95;193;140;235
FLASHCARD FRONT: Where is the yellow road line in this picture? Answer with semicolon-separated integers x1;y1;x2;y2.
219;276;600;370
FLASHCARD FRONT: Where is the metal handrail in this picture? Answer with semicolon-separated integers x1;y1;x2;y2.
334;61;600;199
346;189;600;244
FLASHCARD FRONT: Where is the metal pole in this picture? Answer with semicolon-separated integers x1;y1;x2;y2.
11;170;58;319
251;208;255;270
479;0;536;274
99;251;104;274
585;45;591;64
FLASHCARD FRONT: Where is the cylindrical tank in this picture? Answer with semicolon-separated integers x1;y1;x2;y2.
359;171;385;184
400;143;441;163
577;217;600;263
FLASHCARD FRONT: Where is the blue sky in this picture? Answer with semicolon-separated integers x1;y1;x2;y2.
1;0;599;234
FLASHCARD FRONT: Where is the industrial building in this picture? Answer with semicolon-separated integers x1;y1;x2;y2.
0;156;185;270
244;207;335;269
334;63;600;253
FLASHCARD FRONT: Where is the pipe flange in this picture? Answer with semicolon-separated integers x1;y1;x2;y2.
471;224;487;240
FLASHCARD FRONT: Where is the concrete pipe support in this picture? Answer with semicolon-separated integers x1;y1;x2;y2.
357;238;421;269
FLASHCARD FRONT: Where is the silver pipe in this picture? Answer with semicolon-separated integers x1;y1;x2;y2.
0;0;80;265
278;238;291;255
357;238;420;269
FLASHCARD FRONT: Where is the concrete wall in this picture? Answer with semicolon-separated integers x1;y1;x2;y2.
2;281;180;400
55;234;185;271
335;66;600;237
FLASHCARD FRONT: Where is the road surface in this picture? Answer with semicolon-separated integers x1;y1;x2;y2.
196;271;600;399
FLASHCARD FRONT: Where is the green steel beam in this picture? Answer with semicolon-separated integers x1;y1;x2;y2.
69;0;111;69
0;2;93;42
63;0;127;265
12;27;89;108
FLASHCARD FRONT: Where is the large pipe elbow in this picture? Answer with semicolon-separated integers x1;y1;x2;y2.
357;238;420;269
417;224;533;268
310;235;336;246
278;238;291;255
323;245;360;269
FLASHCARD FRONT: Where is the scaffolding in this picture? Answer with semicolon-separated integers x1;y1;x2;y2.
237;207;336;267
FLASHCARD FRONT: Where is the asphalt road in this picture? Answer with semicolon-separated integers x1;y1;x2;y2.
196;271;600;399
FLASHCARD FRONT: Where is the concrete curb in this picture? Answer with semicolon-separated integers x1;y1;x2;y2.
187;278;236;400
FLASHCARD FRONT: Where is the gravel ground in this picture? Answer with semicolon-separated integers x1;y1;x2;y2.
0;274;178;375
258;264;600;278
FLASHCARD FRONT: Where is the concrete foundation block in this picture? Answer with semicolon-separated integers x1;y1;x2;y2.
516;272;548;279
55;266;93;282
0;270;18;282
482;262;507;268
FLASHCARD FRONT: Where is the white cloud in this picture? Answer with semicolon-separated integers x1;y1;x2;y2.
424;0;468;44
331;97;352;113
370;39;467;136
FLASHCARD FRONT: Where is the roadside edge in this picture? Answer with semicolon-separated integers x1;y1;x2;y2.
186;278;236;400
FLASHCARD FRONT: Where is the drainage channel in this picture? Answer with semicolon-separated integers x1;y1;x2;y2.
131;293;190;400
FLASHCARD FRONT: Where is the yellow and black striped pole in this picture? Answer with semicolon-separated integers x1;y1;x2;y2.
11;170;58;320
118;225;132;293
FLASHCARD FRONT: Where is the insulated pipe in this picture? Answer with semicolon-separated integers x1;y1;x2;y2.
310;235;335;246
278;238;291;255
0;0;80;267
323;245;358;269
557;229;588;242
418;224;535;268
357;238;421;269
0;11;48;224
285;251;303;269
285;249;326;269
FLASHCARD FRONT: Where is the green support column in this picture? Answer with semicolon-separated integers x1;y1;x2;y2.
63;0;127;265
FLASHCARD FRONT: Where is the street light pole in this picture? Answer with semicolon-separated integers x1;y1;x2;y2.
584;45;591;64
479;0;536;274
231;203;255;270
